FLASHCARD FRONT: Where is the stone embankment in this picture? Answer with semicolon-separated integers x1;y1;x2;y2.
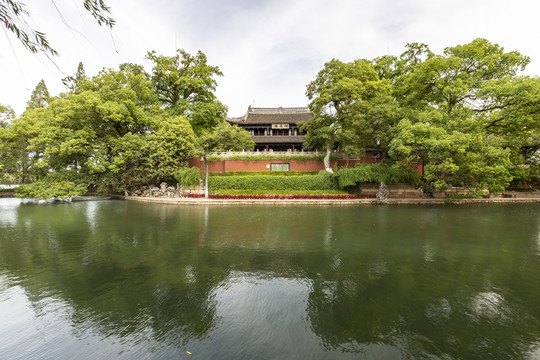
122;183;540;205
127;182;203;198
124;195;540;206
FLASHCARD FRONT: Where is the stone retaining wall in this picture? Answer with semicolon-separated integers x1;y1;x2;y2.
128;182;204;198
125;196;540;206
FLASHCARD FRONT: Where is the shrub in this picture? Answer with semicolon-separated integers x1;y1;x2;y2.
175;167;202;187
16;180;87;199
208;172;337;191
334;163;420;188
212;189;348;195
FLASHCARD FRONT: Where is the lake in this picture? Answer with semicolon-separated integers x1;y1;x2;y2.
0;199;539;359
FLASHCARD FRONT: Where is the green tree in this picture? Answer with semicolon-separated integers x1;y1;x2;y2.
376;38;538;192
145;114;197;180
198;124;255;197
302;59;396;172
62;62;87;94
146;48;255;196
16;64;198;198
26;79;50;109
146;49;227;135
0;107;48;184
0;103;15;127
0;104;15;181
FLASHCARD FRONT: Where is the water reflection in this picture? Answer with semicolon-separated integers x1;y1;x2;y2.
0;198;19;226
0;201;539;359
84;201;99;232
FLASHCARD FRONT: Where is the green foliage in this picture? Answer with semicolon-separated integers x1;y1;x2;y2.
0;103;15;127
1;0;114;56
444;191;486;204
333;163;421;188
208;173;337;191
0;107;48;183
62;62;87;94
197;123;255;155
5;38;539;198
209;171;320;177
373;38;538;193
302;58;399;169
5;66;198;195
212;189;348;195
175;167;202;187
196;120;255;197
15;180;87;199
146;49;227;136
26;79;50;109
145;115;197;179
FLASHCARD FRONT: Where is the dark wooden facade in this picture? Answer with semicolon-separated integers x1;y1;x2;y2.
227;107;311;151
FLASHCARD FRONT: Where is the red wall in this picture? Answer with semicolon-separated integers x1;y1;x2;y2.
188;152;390;173
189;158;326;172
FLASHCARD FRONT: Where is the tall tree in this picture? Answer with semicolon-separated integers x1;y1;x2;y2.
62;62;87;94
0;103;15;127
0;107;48;183
26;79;50;109
146;48;254;197
15;64;198;198
302;59;396;172
146;49;227;135
379;38;539;192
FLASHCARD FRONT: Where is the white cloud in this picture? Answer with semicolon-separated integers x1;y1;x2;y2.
1;0;540;117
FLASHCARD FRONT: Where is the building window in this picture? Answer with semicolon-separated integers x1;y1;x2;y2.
271;163;290;171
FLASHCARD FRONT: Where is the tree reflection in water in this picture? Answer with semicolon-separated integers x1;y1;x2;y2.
0;201;539;359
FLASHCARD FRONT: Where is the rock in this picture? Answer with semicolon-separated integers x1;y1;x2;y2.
376;182;389;204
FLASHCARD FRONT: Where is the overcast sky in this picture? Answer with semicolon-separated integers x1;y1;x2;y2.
1;0;540;117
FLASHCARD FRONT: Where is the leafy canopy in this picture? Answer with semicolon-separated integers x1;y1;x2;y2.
1;0;114;55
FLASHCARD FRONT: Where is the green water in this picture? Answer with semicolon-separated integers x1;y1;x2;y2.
0;199;539;359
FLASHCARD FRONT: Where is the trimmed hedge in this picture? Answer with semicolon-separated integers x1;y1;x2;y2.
208;173;337;191
182;193;375;199
212;189;347;195
209;171;320;177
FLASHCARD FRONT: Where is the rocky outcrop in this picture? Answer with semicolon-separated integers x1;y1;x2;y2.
129;182;204;198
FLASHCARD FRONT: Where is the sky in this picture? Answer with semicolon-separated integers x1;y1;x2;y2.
1;0;540;118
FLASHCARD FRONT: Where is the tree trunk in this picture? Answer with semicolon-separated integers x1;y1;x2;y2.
204;156;209;198
324;139;333;173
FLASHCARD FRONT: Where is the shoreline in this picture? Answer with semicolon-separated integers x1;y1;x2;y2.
2;194;539;205
121;195;540;206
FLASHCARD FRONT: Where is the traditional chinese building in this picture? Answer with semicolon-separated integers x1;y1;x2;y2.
227;106;311;151
188;105;393;173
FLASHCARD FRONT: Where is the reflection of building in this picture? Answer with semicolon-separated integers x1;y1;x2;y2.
227;106;311;151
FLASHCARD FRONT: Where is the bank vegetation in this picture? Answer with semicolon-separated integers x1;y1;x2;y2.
1;39;539;199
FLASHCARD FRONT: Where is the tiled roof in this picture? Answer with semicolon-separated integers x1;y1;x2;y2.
228;107;313;125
